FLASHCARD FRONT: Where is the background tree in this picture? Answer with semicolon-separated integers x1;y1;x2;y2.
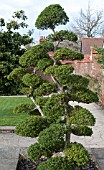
10;4;99;169
70;1;104;40
0;10;33;95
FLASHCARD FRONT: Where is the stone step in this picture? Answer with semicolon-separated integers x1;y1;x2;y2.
0;126;15;133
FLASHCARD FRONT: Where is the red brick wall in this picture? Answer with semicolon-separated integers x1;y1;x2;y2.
73;49;104;104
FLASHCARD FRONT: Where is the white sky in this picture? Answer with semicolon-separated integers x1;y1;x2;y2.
0;0;104;42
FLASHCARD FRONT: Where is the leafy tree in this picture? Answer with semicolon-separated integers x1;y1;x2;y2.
10;4;99;169
70;1;104;39
0;10;33;95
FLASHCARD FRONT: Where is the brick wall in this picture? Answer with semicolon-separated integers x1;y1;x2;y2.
73;47;104;104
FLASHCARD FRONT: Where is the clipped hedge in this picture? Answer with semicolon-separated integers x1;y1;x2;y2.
36;97;49;109
19;42;53;67
47;30;78;42
43;93;71;121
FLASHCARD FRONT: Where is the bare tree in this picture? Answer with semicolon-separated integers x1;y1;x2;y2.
70;1;104;39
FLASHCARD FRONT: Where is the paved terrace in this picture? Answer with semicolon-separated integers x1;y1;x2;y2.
0;102;104;169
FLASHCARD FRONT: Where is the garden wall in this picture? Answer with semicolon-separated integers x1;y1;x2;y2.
73;48;104;104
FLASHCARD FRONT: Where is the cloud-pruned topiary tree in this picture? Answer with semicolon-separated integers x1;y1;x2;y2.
9;4;99;169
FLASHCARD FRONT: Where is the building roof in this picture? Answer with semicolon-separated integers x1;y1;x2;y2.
82;38;104;55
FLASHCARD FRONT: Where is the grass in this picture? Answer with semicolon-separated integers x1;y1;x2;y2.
0;96;33;126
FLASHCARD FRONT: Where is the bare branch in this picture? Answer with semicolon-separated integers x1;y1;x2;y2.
70;1;104;38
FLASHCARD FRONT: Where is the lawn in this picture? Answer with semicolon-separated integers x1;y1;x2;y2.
0;96;32;126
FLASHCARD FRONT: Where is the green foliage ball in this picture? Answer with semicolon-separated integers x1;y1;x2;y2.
47;30;78;42
70;88;99;103
37;156;74;170
64;142;89;167
22;73;44;88
44;64;74;79
68;105;96;126
71;125;93;136
54;48;84;61
35;4;69;31
59;74;89;89
38;124;65;156
34;82;57;96
36;58;54;71
28;143;42;162
13;103;35;114
15;116;48;137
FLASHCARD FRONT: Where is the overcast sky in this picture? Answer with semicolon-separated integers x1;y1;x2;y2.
0;0;104;42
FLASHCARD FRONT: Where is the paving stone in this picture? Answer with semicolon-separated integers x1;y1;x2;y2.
0;159;18;170
0;147;20;170
0;147;20;159
97;159;104;170
91;148;104;159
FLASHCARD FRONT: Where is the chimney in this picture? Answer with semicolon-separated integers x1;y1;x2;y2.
40;36;45;40
39;36;46;43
